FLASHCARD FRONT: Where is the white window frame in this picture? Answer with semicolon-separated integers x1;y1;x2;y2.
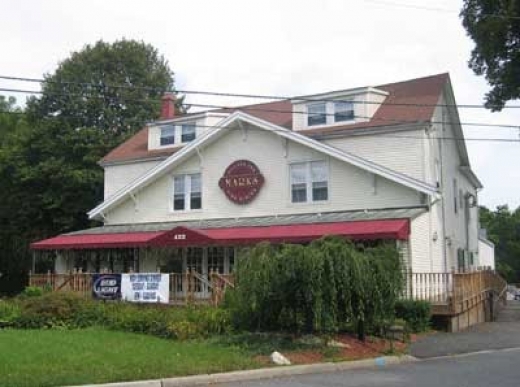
289;160;329;204
158;121;197;148
305;100;356;128
159;125;176;146
307;103;327;126
172;173;202;212
333;101;355;123
181;123;196;143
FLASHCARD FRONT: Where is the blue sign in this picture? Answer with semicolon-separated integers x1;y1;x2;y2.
92;274;121;300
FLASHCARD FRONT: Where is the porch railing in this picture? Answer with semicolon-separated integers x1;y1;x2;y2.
403;270;507;312
29;270;234;306
29;269;505;313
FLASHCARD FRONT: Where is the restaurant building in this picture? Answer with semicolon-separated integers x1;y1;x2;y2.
31;73;485;300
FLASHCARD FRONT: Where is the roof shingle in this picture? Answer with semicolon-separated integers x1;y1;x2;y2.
101;73;449;164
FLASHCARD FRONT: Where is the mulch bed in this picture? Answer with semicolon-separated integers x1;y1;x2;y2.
256;334;409;365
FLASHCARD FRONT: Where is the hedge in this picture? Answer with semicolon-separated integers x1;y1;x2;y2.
394;299;431;332
0;292;232;340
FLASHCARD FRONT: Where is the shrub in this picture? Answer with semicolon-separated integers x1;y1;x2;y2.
394;300;431;332
21;286;44;298
15;292;90;329
226;237;404;340
8;291;233;340
0;299;21;326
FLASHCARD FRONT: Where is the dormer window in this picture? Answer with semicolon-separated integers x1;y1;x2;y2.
181;124;196;142
306;100;355;127
158;122;197;147
307;103;327;126
334;101;354;122
160;125;176;146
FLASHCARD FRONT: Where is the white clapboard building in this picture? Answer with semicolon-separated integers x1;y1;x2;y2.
32;73;488;284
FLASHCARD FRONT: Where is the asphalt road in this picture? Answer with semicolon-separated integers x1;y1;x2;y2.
411;300;520;358
215;349;520;387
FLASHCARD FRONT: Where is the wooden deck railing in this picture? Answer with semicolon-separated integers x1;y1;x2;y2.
29;272;93;297
29;269;504;313
404;270;507;313
29;270;234;306
403;272;453;303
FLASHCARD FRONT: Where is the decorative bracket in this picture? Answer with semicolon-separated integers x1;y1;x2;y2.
129;192;139;211
195;146;204;168
281;138;289;158
238;120;248;142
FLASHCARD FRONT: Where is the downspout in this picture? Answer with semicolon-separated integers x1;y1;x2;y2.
438;110;448;272
425;127;433;272
465;193;470;266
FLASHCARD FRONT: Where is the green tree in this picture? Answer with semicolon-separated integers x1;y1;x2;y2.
0;96;32;294
479;205;520;282
0;39;181;295
27;39;178;137
461;1;520;111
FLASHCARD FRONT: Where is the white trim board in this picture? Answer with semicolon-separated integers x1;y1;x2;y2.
89;112;439;220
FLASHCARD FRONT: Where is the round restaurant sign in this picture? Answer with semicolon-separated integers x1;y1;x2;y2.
218;160;265;204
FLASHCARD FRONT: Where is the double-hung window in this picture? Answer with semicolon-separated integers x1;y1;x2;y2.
159;122;196;147
334;101;354;122
307;103;327;126
181;124;196;142
160;125;176;146
173;173;202;211
290;161;328;203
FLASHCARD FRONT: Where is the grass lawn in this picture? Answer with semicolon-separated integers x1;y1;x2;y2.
0;329;259;387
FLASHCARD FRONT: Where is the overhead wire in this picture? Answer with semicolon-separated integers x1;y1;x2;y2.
0;86;519;132
1;74;520;110
362;0;520;20
1;109;519;144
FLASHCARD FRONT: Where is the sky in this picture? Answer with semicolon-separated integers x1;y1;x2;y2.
0;0;518;209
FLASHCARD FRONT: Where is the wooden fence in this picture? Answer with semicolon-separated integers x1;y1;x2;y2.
29;270;234;306
29;269;506;314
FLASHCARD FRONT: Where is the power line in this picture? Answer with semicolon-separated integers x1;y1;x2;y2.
1;86;519;131
362;0;520;20
1;110;519;144
2;74;520;110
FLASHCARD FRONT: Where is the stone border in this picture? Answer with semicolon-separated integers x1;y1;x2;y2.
71;355;417;387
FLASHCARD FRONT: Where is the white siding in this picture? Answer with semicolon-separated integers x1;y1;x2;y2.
104;160;162;199
478;239;495;270
430;93;479;271
409;213;430;272
323;129;427;181
106;127;422;224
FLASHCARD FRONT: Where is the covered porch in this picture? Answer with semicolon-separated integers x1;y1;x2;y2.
29;209;416;304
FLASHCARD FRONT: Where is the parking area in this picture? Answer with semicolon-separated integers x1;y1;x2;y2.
411;300;520;358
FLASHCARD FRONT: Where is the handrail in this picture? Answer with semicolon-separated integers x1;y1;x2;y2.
213;272;235;288
191;270;212;289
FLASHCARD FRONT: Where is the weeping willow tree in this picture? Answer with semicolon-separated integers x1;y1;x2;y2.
226;236;404;340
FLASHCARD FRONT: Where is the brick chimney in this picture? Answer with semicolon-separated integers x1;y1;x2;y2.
160;93;176;120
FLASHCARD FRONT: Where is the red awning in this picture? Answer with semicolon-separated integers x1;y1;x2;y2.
31;232;163;250
202;219;410;244
31;219;409;250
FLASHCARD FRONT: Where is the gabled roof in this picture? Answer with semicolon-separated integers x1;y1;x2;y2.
89;112;439;220
101;73;450;165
